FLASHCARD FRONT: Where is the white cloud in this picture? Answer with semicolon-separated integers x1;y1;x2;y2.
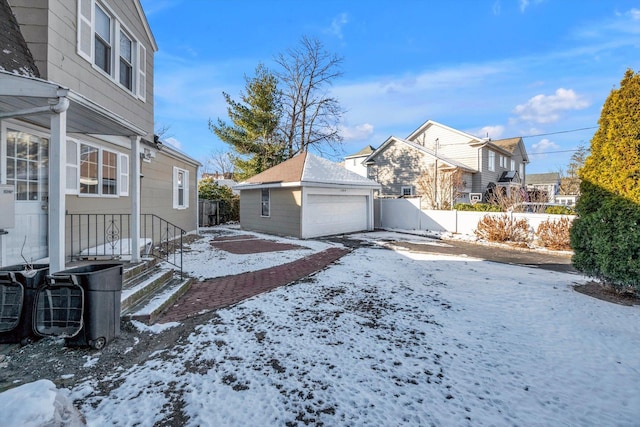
325;13;349;39
513;88;589;124
476;125;505;139
530;138;560;158
340;123;374;141
630;9;640;20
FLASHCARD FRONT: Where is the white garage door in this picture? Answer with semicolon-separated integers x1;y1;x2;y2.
304;194;368;238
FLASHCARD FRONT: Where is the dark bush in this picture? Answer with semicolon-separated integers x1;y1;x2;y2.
544;205;576;215
455;203;503;212
571;193;640;291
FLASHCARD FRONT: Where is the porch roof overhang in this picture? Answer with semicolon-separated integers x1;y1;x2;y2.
0;71;147;136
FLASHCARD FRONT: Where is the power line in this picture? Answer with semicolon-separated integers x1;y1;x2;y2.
519;126;598;139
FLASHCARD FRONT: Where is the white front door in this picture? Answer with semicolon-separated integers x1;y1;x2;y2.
3;128;49;265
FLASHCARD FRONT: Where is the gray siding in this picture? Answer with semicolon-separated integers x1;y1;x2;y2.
410;125;479;171
140;150;199;234
10;0;154;136
370;141;433;197
240;188;302;238
473;146;526;194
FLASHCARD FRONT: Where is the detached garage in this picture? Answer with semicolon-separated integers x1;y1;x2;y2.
235;152;380;239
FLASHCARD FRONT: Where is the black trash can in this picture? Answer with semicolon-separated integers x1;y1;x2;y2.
0;264;49;345
34;263;123;350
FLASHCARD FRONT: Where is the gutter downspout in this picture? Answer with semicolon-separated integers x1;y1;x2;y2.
0;97;70;119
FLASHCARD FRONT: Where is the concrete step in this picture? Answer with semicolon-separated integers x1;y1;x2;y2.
121;276;192;325
121;267;174;312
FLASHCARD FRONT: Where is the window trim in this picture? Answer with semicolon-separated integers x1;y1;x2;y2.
78;142;120;198
401;186;414;196
4;126;49;202
173;167;189;209
77;0;146;100
488;150;495;172
261;188;270;217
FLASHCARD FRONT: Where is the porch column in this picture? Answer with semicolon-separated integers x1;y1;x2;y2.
130;136;141;263
49;99;68;273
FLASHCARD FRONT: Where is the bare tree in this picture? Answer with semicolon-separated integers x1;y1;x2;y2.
154;123;173;140
558;145;588;196
416;166;466;209
275;36;344;157
205;149;234;176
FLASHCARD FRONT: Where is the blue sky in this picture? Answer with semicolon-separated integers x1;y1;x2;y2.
140;0;640;174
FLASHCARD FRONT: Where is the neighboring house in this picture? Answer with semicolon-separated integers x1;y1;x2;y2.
0;0;199;272
363;120;529;208
235;152;380;239
526;173;560;203
202;171;238;195
344;145;375;178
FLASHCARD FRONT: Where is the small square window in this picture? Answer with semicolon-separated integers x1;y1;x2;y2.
401;186;413;196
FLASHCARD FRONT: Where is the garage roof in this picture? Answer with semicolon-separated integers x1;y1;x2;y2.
235;152;380;190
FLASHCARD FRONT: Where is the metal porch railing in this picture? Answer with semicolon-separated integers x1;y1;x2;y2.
66;213;186;278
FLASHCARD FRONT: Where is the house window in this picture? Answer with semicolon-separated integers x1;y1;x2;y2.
80;144;99;194
261;188;270;217
173;167;189;209
119;30;133;90
511;159;516;171
519;163;524;179
94;4;112;74
499;155;505;168
77;0;146;99
79;143;118;196
6;130;48;201
488;151;495;172
102;150;117;195
401;186;413;196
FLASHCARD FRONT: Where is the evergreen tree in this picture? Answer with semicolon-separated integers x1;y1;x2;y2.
209;64;284;180
570;69;640;291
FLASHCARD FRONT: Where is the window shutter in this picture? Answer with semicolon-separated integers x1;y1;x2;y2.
77;0;93;61
172;167;179;208
65;139;79;194
137;44;147;101
183;170;189;208
119;153;129;196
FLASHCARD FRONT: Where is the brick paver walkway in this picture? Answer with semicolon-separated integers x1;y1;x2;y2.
158;247;350;323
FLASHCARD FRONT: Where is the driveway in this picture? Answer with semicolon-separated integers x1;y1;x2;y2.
332;231;577;274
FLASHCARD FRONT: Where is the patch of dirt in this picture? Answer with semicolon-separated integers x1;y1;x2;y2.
573;282;640;306
0;311;218;394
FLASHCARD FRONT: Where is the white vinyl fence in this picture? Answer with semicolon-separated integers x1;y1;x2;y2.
374;198;575;235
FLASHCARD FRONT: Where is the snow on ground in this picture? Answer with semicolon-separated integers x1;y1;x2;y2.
180;225;339;280
3;228;640;426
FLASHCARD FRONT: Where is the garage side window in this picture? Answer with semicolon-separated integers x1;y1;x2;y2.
261;188;270;217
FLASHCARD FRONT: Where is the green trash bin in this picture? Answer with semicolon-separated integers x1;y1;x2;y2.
35;263;123;350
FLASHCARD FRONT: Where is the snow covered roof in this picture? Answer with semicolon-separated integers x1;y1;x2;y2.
235;152;380;190
0;0;39;77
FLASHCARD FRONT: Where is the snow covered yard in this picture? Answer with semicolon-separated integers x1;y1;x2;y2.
3;230;640;426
